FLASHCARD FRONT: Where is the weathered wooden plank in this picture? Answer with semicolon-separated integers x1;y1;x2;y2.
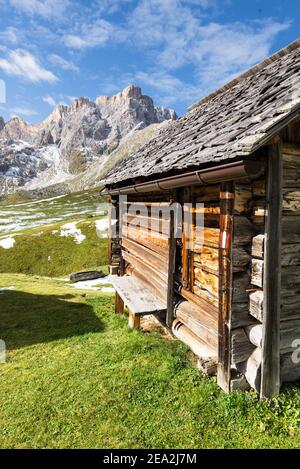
234;184;252;214
111;275;167;315
194;267;218;297
123;250;168;285
233;216;256;246
281;351;300;383
175;300;218;350
245;324;263;348
127;266;167;302
179;287;218;317
282;216;300;244
122;238;168;274
232;247;251;272
123;215;170;236
182;188;191;289
252;234;264;259
280;319;300;353
231;302;257;329
166;202;176;327
115;292;124;314
232;272;251;303
109;197;124;276
261;142;282;398
251;258;264;287
128;310;141;329
249;289;264;322
282;142;300;156
218;182;234;392
236;348;262;392
251;289;300;322
281;244;300;266
231;328;256;365
194;247;219;273
172;319;217;360
251;202;266;228
252;179;266;197
282;189;300;214
281;295;300;320
125;225;169;254
192;184;220;202
281;266;300;290
194;226;220;248
193;285;218;307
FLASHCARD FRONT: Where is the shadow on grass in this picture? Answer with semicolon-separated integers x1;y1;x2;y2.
0;289;104;350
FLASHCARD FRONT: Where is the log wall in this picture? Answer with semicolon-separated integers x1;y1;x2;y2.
231;178;266;391
108;137;300;391
120;199;170;301
177;185;220;358
279;142;300;383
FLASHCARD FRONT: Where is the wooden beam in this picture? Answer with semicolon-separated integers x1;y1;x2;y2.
260;142;282;398
166;195;177;328
182;187;191;289
109;196;124;276
128;310;140;329
217;182;234;393
115;292;124;314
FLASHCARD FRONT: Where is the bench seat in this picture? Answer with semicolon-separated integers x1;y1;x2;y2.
111;275;167;328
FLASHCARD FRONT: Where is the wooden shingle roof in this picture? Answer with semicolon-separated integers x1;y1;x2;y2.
103;38;300;186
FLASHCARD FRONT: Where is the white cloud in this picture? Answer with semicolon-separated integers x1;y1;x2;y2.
42;96;56;107
132;70;201;107
0;27;19;44
10;106;39;117
64;19;113;49
190;19;291;89
0;49;58;83
124;1;291;103
9;0;69;19
96;0;134;15
48;54;79;72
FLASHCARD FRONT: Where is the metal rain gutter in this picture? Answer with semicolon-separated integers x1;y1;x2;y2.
101;160;264;196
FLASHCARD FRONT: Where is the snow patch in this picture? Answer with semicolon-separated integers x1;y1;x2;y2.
0;236;15;249
95;217;116;238
7;194;66;208
60;222;86;244
0;286;15;294
24;145;71;191
95;218;109;231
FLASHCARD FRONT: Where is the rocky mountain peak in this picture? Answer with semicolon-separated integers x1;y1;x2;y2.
71;97;95;112
0;116;5;131
95;85;142;107
0;85;177;196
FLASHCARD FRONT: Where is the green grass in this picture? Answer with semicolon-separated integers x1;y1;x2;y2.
0;219;108;277
0;273;300;448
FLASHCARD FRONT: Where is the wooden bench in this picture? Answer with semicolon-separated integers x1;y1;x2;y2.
111;275;167;329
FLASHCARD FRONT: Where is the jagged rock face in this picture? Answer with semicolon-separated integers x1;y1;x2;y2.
0;85;177;195
0;117;4;131
0;140;53;195
0;117;42;144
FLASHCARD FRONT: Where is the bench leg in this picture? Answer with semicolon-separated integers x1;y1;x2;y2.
115;292;124;314
128;310;140;329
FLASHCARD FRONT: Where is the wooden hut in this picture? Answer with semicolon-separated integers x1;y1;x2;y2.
101;39;300;398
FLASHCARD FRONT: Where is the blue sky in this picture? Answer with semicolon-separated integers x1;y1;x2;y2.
0;0;299;123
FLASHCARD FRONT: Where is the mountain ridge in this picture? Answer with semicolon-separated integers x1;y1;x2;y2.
0;85;177;198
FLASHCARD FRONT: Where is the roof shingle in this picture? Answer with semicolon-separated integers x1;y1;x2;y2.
104;38;300;186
